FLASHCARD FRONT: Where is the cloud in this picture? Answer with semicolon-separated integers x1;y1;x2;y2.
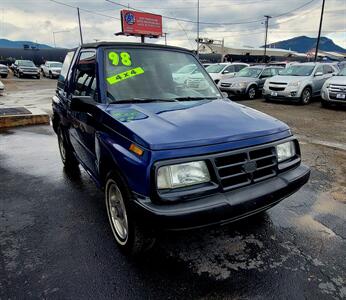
0;0;345;50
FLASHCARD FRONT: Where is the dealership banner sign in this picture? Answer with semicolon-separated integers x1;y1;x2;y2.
121;10;163;37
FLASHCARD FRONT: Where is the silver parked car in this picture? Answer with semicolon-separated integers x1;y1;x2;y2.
321;67;346;107
40;61;63;78
262;62;338;104
219;65;282;99
0;64;8;78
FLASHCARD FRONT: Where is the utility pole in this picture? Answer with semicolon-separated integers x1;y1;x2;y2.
196;0;200;57
77;7;83;45
164;32;167;45
263;15;272;58
314;0;326;62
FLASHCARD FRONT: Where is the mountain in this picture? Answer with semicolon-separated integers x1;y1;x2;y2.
265;36;346;54
0;39;52;49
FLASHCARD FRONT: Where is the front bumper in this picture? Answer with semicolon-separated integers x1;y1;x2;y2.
132;164;310;231
321;89;346;104
263;88;301;102
220;86;246;96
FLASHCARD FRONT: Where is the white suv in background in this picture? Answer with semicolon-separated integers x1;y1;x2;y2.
205;62;249;84
262;63;338;104
321;67;346;107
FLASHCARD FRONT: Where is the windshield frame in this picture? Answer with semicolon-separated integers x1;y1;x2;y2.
100;45;222;104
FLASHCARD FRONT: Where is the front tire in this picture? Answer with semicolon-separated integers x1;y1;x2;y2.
247;85;257;100
57;126;79;169
105;173;155;256
300;87;312;105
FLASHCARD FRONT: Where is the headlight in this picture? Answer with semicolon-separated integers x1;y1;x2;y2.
157;161;210;189
288;81;301;87
276;141;295;162
233;82;247;88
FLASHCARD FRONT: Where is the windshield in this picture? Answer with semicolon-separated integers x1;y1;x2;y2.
236;67;262;78
206;64;225;73
50;63;62;68
19;61;35;67
279;65;315;76
338;67;346;76
104;48;221;102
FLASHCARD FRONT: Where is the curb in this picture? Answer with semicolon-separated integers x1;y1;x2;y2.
0;107;50;128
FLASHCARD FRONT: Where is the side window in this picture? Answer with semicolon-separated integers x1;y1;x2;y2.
261;68;272;78
323;65;333;74
315;65;323;74
235;65;246;72
224;66;235;73
72;51;97;99
59;51;75;83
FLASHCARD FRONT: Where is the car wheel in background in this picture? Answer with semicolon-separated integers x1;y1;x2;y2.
247;85;257;100
57;125;79;169
0;74;7;78
49;72;53;79
300;87;312;105
105;173;155;256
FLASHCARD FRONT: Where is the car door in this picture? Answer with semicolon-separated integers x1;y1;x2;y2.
68;50;98;175
258;68;272;89
221;65;236;80
313;65;325;94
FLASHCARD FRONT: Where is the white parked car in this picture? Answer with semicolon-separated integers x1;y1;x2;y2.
205;63;249;84
172;64;197;85
321;67;346;107
41;61;63;79
0;80;5;95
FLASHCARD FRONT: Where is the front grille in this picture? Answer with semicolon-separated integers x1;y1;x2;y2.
214;146;277;191
221;83;231;87
329;84;346;93
269;82;287;85
329;93;346;101
269;86;285;91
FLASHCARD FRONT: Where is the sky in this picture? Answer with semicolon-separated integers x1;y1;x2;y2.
0;0;345;51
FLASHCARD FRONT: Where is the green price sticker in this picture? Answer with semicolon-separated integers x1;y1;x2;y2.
108;51;132;66
106;67;144;85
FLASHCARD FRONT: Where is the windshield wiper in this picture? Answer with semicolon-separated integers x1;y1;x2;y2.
173;96;220;101
109;98;178;104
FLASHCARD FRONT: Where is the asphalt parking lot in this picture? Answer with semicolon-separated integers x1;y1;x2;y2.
1;75;345;299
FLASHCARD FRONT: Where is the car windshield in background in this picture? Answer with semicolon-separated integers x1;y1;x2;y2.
338;67;346;76
175;64;196;74
104;48;221;103
236;67;262;78
50;63;62;68
206;64;225;73
279;65;315;76
19;61;35;67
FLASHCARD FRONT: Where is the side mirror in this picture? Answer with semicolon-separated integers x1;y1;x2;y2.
222;70;230;74
221;92;229;98
315;72;323;77
70;96;96;112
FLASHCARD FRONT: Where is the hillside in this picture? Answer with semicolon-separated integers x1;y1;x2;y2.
265;36;346;53
0;39;52;49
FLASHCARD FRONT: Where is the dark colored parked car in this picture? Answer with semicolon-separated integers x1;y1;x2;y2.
13;60;40;79
52;42;310;255
0;64;8;78
218;65;283;99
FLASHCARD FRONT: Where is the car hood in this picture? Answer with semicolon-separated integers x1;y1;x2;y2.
50;67;62;72
19;66;37;70
221;77;257;84
270;75;310;83
104;99;290;150
325;75;346;85
209;73;221;80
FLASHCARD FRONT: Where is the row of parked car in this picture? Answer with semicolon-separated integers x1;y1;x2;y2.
1;60;63;79
175;61;345;107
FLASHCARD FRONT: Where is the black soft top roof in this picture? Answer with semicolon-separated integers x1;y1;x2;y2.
81;42;192;53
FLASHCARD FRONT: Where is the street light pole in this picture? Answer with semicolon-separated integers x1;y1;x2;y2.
264;15;272;58
77;7;83;45
196;0;200;57
314;0;326;62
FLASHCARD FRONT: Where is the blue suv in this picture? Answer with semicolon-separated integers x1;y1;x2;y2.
52;42;310;255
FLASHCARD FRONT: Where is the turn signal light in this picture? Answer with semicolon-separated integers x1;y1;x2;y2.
129;144;144;156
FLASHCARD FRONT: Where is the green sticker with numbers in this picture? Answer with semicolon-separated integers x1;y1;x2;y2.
106;67;144;85
108;51;132;66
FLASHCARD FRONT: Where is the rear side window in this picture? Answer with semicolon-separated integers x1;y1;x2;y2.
59;51;75;84
323;65;334;74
